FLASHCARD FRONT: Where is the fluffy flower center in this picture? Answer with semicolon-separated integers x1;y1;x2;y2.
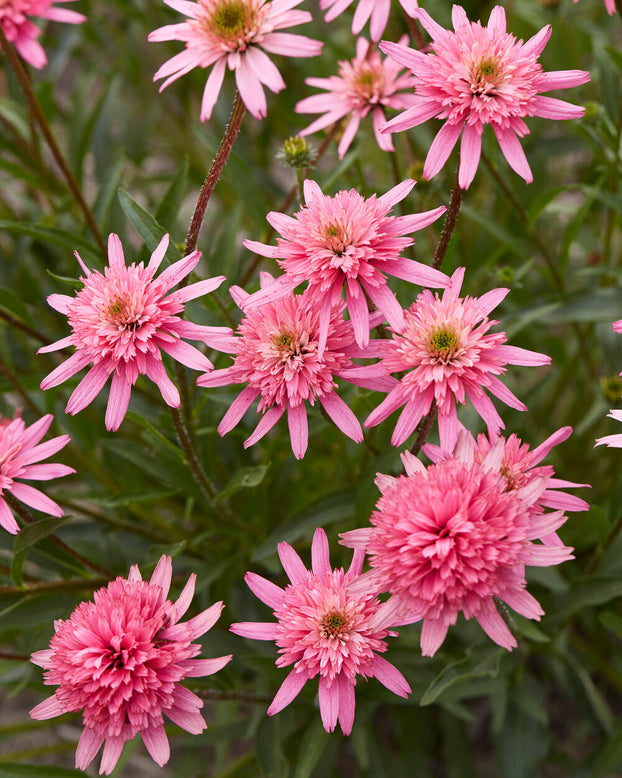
67;264;180;366
0;429;24;491
273;569;388;683
368;459;530;621
195;0;265;51
428;326;461;363
344;60;387;107
45;579;194;739
232;295;352;411
424;23;543;127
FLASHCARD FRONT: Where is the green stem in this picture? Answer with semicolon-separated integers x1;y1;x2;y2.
0;27;106;257
184;92;246;258
0;308;51;345
433;171;463;270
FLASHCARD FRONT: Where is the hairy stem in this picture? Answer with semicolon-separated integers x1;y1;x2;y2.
433;172;463;270
184;92;246;258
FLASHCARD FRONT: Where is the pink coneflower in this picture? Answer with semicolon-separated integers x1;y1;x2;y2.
341;439;575;656
243;178;448;353
197;276;395;459
423;427;590;545
149;0;322;121
0;411;73;534
39;233;234;432
381;5;590;188
320;0;417;42
0;0;85;69
296;36;419;159
30;555;232;775
595;409;622;448
363;267;551;451
230;527;411;734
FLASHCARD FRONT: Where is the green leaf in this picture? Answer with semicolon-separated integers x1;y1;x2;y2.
0;286;35;327
13;515;73;556
117;189;180;261
93;151;124;230
155;156;190;229
293;722;330;778
420;646;503;706
0;221;96;256
216;463;270;503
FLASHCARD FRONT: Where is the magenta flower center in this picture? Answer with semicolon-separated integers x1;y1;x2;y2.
470;57;501;96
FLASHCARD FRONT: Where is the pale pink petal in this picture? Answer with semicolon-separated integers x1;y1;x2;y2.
337;674;356;735
278;542;308;586
75;728;104;771
105;369;132;432
29;694;65;720
319;392;363;443
493;127;533;184
100;736;125;776
424;121;464;181
145;359;180;408
201;58;227;121
230;621;279;640
371;654;411;697
458;123;482;189
65;363;111;415
475;600;517;650
10;483;63;517
179;655;233;677
164;705;206;735
420;619;449;657
244;406;285;448
107;233;125;268
318;675;339;733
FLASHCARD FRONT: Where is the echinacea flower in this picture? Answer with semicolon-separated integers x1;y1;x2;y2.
341;438;575;656
39;233;234;432
595;409;622;448
320;0;417;42
243;179;448;353
423;427;590;545
197;276;395;459
230;527;411;734
296;36;419;159
363;267;551;451
149;0;322;121
381;5;590;188
30;555;232;775
0;411;74;534
0;0;85;69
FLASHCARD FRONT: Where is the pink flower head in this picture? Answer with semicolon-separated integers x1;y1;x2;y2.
30;555;232;775
230;527;411;734
0;0;85;69
0;411;74;534
595;409;622;449
381;5;590;188
197;275;395;459
363;267;551;451
296;36;419;160
341;438;575;656
423;426;590;546
320;0;418;42
39;233;234;432
149;0;322;121
243;179;448;354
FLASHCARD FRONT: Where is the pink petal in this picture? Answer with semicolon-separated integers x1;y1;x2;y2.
179;655;233;677
74;727;104;771
424;121;464;181
244;405;285;448
65;363;111;415
458;123;482;190
278;541;308;585
268;669;308;716
420;618;448;656
245;571;285;608
230;621;278;640
288;403;308;460
107;233;125;268
475;600;517;650
318;675;339;733
141;725;170;767
150;554;173;600
311;527;331;576
29;694;65;720
531;96;585;120
100;736;125;776
10;483;63;517
493;127;532;184
319;392;363;443
145;359;180;408
105;369;132;432
165;705;207;735
371;654;411;698
337;674;356;735
40;351;92;390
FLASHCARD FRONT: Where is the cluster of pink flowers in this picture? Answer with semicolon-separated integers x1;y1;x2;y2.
20;0;606;767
